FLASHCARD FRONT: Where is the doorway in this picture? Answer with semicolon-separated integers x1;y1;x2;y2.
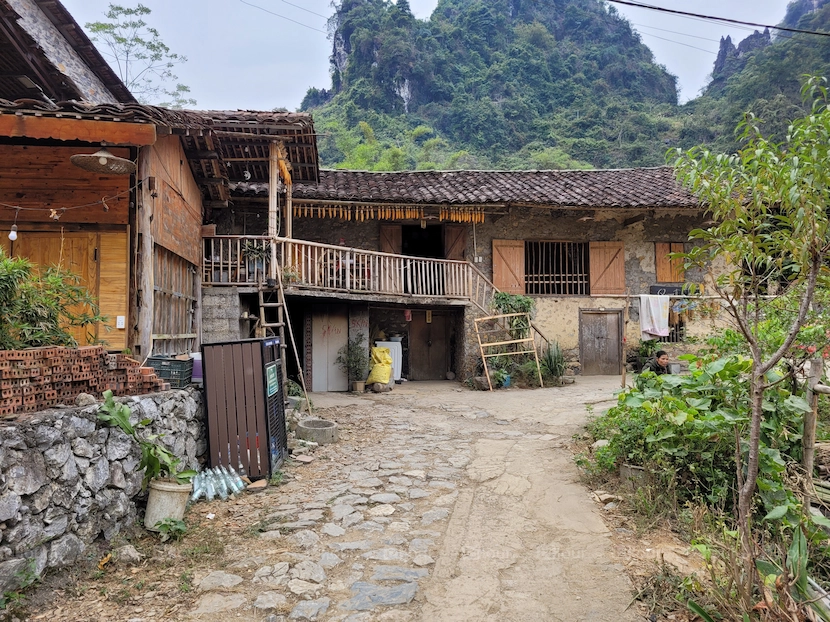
311;304;348;391
409;310;449;380
579;309;623;375
402;225;443;258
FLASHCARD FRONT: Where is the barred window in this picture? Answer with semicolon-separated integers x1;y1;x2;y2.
525;241;589;295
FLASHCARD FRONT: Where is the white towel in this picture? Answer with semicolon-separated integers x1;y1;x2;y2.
640;295;670;341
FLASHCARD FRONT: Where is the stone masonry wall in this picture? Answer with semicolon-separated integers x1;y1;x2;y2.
202;287;243;344
0;388;205;593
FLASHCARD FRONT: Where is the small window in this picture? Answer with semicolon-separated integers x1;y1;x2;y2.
656;242;685;283
525;241;589;295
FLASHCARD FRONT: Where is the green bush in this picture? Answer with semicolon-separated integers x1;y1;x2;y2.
580;355;808;515
0;248;105;349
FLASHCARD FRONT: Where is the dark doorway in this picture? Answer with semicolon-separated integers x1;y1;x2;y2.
402;225;443;258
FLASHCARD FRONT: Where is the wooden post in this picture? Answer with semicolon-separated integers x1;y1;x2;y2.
285;180;293;240
136;148;154;360
269;142;279;280
804;357;823;489
622;291;630;388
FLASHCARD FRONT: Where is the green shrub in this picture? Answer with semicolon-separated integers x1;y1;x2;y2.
580;355;807;516
540;342;566;381
0;248;106;349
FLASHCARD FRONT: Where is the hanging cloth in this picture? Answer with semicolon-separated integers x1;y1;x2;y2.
640;295;670;341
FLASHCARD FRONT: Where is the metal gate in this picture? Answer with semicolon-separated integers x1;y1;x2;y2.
202;338;287;479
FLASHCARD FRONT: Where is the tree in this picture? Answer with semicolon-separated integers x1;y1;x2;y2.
85;3;196;108
672;76;830;609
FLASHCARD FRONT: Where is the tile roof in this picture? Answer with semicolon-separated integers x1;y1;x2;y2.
289;167;699;208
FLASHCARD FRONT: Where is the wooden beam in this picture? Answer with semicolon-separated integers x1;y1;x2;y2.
184;150;219;160
195;177;228;186
204;200;229;208
269;141;280;268
0;114;157;145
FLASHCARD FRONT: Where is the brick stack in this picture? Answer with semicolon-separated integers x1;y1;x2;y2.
0;346;171;418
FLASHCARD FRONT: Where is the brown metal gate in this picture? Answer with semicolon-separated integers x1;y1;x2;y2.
202;338;287;479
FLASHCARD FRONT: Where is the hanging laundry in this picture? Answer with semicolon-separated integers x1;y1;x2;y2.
640;295;670;341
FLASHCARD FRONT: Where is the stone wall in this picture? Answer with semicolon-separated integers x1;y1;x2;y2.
202;288;243;344
0;388;205;592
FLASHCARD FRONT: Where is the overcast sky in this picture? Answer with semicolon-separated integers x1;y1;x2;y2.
59;0;792;111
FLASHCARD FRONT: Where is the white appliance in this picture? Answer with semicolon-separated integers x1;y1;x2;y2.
374;341;403;381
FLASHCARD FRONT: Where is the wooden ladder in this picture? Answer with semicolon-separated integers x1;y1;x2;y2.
257;285;288;388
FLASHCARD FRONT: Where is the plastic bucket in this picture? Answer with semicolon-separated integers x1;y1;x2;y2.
144;479;192;531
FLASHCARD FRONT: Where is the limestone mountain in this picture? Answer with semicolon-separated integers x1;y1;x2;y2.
301;0;830;171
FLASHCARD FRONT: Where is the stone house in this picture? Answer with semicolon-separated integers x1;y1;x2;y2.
205;167;711;386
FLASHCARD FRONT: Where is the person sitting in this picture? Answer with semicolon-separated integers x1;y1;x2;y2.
642;350;670;375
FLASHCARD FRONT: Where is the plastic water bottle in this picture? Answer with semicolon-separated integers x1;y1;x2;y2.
220;466;242;495
189;473;204;502
217;466;237;496
228;465;247;493
204;471;216;501
213;467;230;500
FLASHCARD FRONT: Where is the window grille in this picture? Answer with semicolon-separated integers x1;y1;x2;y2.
525;241;589;295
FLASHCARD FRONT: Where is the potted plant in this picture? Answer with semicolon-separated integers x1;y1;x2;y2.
336;333;370;392
242;240;271;283
97;390;196;531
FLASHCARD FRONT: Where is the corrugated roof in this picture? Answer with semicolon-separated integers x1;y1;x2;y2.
287;167;699;208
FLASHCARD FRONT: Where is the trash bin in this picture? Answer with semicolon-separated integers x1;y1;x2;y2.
202;338;287;479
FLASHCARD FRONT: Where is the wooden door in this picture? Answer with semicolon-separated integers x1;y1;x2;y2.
9;231;129;350
380;225;402;254
579;309;622;375
409;311;448;380
15;232;98;345
444;225;466;260
311;304;349;391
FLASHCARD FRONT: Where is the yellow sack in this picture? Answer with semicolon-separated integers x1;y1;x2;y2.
367;347;393;384
371;347;393;365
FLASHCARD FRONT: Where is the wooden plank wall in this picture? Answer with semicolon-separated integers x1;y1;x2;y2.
2;230;128;350
0;145;130;224
152;244;196;355
146;136;202;267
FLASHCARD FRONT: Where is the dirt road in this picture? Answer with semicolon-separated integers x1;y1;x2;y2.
25;377;641;622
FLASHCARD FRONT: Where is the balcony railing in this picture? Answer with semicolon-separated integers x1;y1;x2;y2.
202;236;274;286
277;238;473;300
202;236;498;310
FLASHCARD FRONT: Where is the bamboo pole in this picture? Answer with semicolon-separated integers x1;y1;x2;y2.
804;357;823;490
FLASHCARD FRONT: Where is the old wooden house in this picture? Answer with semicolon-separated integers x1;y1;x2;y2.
0;0;310;360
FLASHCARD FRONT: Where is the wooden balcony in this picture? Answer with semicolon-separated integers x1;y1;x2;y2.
203;236;496;311
202;236;274;286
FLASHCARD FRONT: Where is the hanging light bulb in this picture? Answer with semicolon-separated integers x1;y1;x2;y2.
8;225;17;241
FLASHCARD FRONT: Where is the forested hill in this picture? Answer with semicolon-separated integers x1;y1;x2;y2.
300;0;830;171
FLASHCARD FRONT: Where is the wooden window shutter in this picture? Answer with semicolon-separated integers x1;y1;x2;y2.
379;225;402;254
492;239;525;294
655;242;685;283
444;225;466;260
589;241;625;295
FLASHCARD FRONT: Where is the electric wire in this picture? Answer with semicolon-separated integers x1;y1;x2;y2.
238;0;328;34
276;0;329;20
631;22;722;43
607;0;830;38
636;30;717;54
0;183;140;214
